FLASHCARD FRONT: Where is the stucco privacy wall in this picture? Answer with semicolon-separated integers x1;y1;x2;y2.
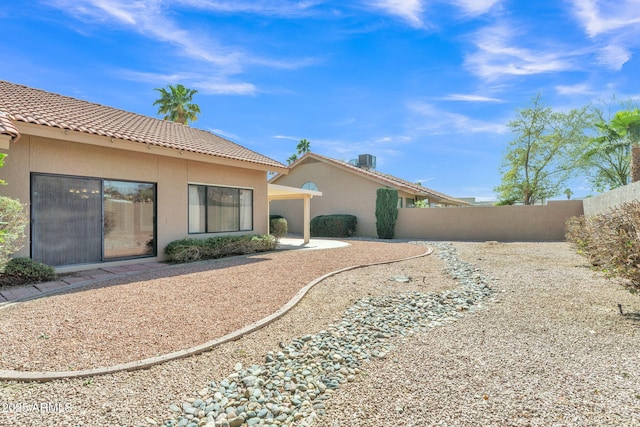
269;159;415;237
0;134;268;260
582;180;640;216
394;200;584;241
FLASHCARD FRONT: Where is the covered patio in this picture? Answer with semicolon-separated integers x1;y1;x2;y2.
267;183;322;244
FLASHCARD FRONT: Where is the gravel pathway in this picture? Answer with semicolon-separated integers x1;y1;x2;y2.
1;241;639;427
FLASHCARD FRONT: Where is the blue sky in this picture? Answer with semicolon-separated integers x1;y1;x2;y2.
2;1;640;200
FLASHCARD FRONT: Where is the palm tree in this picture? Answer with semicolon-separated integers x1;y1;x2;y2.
563;188;573;199
153;84;201;125
610;109;640;182
286;154;298;165
296;138;311;155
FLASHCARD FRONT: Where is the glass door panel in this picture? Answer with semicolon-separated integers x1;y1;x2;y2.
103;181;156;259
31;175;102;266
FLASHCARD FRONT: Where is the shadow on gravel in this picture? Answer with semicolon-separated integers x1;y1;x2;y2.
618;302;640;323
622;311;640;322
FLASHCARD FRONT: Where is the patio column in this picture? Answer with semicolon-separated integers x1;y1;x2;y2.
303;195;311;244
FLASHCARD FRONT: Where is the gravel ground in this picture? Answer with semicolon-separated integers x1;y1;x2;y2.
321;241;640;426
1;241;639;426
0;241;426;371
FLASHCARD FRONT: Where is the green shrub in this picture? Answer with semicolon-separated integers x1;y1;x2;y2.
165;234;277;263
270;218;288;241
375;188;398;239
566;200;640;293
0;196;28;270
310;214;357;237
0;257;55;287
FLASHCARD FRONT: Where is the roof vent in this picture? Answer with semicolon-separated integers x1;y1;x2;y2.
358;154;376;170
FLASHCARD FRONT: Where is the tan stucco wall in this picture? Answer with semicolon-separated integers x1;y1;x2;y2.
0;134;268;266
395;200;584;241
582;180;640;216
270;160;413;237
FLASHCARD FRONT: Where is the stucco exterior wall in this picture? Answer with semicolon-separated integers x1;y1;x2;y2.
0;134;268;264
270;160;413;237
394;200;584;241
582;180;640;216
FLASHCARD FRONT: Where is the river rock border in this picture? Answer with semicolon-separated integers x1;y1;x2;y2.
164;242;495;427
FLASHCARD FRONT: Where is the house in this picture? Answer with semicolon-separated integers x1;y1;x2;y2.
0;80;290;271
269;152;469;237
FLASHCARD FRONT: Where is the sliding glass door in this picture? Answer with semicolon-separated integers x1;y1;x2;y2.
103;181;155;259
31;175;103;266
31;174;156;266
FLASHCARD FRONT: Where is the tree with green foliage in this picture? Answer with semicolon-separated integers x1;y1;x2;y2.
609;109;640;182
286;154;298;165
0;153;6;185
375;188;398;239
153;84;201;125
495;95;589;205
578;106;631;192
0;153;28;270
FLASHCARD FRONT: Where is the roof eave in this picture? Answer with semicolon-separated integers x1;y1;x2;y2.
16;122;289;173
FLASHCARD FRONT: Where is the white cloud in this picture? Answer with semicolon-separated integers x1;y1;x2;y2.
364;0;425;27
554;83;595;95
568;1;640;69
195;81;257;95
408;101;508;134
174;0;323;16
116;70;257;95
273;135;300;141
596;44;632;70
47;0;318;83
209;128;241;140
441;94;504;102
571;0;640;37
49;0;243;69
465;25;576;80
452;0;501;16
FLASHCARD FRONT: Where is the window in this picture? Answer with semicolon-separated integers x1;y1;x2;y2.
31;174;156;266
301;181;319;191
188;184;253;233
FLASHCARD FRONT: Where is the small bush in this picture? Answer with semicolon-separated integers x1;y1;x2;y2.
566;200;640;292
165;234;277;263
310;215;357;237
270;217;288;241
0;257;56;287
565;215;600;265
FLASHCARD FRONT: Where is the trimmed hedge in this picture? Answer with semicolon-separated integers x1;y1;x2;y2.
165;234;277;263
310;214;357;238
376;187;398;239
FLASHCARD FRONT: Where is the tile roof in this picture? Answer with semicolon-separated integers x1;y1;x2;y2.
0;80;287;171
274;152;469;206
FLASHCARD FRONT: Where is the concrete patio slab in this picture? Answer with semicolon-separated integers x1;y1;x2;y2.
278;238;349;251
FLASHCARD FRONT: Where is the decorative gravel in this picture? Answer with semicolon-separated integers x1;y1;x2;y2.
163;242;493;427
1;241;640;427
